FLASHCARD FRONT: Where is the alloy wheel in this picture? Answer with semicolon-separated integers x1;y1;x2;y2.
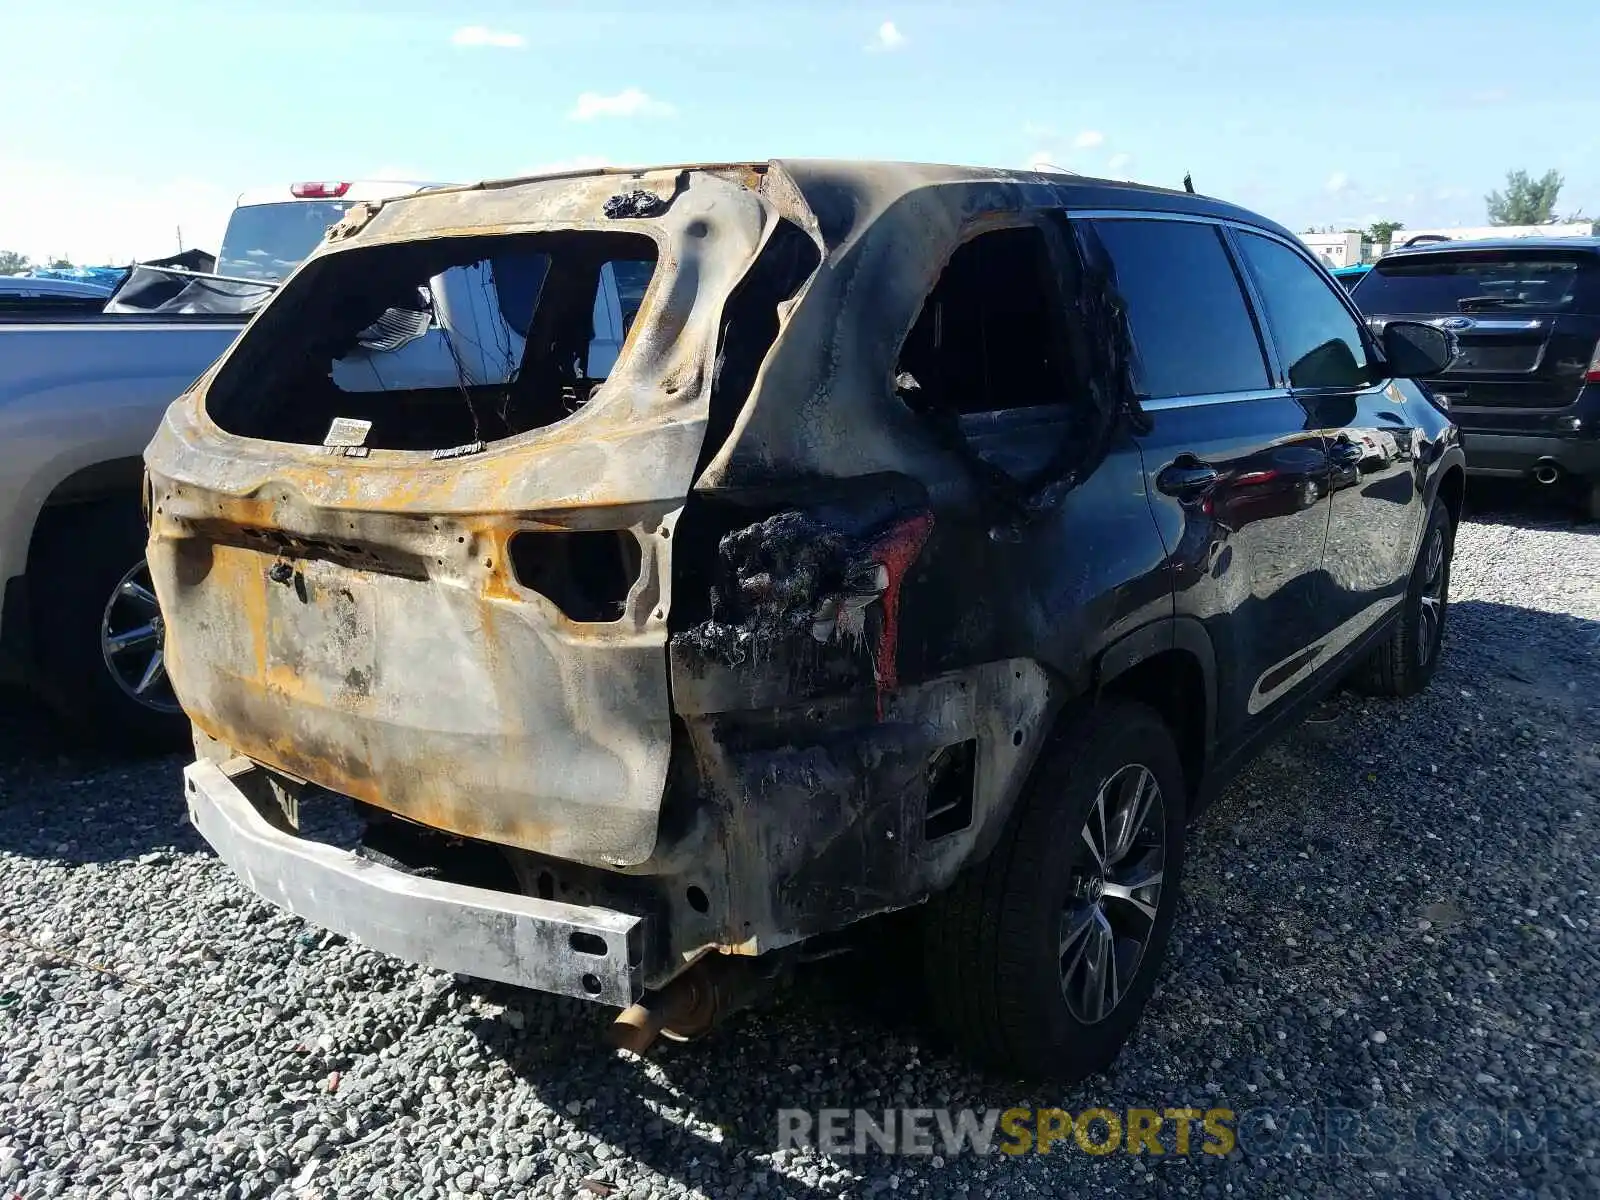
100;560;181;714
1416;527;1447;667
1059;763;1166;1024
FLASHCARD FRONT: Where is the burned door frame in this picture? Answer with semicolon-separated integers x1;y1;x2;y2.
888;207;1174;685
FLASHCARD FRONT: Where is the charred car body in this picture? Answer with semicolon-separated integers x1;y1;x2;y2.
146;161;1465;1079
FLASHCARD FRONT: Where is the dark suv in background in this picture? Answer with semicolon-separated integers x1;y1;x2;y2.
149;162;1466;1080
1352;238;1600;518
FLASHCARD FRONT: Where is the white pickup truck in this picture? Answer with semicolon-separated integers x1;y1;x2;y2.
0;180;445;743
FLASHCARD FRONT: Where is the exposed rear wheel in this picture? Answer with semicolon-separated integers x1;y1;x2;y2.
922;701;1187;1081
29;499;188;750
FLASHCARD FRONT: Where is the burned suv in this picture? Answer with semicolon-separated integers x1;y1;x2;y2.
146;161;1464;1081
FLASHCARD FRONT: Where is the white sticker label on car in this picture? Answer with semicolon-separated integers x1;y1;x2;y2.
322;416;373;448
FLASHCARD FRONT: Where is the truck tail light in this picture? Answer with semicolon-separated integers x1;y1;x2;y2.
290;181;352;199
1585;338;1600;383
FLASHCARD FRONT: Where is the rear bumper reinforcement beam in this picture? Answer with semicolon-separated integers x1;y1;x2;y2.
183;757;647;1006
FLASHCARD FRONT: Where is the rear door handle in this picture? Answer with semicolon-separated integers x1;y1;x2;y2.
1157;455;1219;497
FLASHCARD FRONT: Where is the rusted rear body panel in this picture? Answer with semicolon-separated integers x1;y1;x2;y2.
147;160;1180;987
149;168;769;868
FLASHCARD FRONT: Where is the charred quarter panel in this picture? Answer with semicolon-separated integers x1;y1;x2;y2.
656;171;1174;949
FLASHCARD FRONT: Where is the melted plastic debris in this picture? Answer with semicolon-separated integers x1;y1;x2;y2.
603;190;669;220
674;506;934;715
676;511;861;667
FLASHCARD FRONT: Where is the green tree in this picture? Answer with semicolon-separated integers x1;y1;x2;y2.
0;250;29;274
47;257;73;269
1486;169;1564;225
1368;220;1405;245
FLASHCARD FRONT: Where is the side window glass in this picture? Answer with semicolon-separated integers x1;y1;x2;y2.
1235;231;1375;390
586;259;655;380
1082;219;1269;399
895;225;1073;417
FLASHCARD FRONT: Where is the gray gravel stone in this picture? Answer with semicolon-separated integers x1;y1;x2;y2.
1;492;1596;1198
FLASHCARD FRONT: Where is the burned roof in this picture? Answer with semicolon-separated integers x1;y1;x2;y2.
355;158;1297;254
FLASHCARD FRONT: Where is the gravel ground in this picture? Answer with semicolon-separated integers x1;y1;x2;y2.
2;486;1597;1200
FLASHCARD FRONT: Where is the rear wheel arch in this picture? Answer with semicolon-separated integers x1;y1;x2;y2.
23;476;185;748
27;456;148;565
921;697;1189;1078
1095;620;1215;802
1434;463;1465;530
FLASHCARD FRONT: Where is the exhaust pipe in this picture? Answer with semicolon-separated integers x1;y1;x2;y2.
1532;461;1562;486
608;968;718;1054
607;951;791;1054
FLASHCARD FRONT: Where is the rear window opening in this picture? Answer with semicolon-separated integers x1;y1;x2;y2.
508;529;643;623
895;226;1074;417
891;224;1122;495
1355;251;1595;315
204;231;659;451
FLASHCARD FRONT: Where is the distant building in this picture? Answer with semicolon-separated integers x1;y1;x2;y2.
1387;223;1597;248
1300;231;1364;268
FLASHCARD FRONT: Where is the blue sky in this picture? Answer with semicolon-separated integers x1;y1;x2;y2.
3;0;1596;262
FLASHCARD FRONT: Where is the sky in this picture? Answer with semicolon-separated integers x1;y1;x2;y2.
2;0;1596;264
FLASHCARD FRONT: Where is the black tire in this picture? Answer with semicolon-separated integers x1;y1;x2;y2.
1583;480;1600;524
1353;498;1453;698
28;498;188;751
922;700;1187;1081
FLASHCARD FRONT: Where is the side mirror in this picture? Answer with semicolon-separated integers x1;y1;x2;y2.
1381;321;1457;379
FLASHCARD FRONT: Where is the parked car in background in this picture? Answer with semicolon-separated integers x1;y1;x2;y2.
215;181;440;282
0;180;435;745
20;264;130;291
1351;237;1600;518
151;160;1465;1081
1331;262;1371;291
0;274;115;313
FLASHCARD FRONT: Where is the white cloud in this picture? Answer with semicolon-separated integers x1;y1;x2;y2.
868;20;906;52
1021;121;1057;139
568;88;677;121
451;25;525;49
1106;152;1134;179
1072;130;1105;150
1324;170;1353;194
